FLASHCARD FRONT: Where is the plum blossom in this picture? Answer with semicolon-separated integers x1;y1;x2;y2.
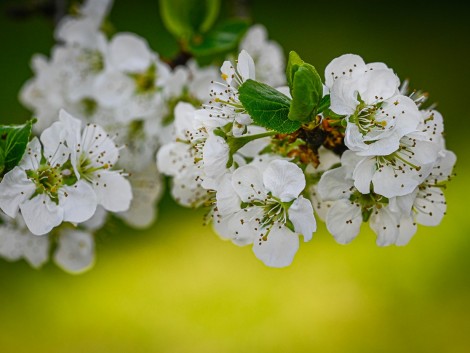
214;159;316;267
326;54;421;156
47;110;132;213
0;135;97;235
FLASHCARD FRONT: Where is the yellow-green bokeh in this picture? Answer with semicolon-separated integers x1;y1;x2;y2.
0;1;469;352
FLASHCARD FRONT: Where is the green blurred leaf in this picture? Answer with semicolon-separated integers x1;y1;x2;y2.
159;0;220;40
0;120;33;177
288;63;323;122
238;79;301;134
188;19;249;57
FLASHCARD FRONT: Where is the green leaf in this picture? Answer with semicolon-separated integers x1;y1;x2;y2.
0;147;5;175
286;51;304;88
288;63;323;122
159;0;220;40
188;19;249;57
0;120;33;177
238;79;301;134
317;94;331;114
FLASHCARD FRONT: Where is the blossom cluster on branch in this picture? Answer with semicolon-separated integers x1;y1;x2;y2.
0;0;455;272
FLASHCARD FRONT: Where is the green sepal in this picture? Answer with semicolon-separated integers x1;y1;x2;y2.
0;119;34;177
188;19;250;57
238;79;301;134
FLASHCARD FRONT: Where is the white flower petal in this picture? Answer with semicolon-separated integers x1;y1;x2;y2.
353;157;375;194
108;33;153;72
93;70;134;108
289;196;316;242
156;142;191;178
93;171;132;212
54;230;95;274
414;187;446;226
370;207;400;246
174;102;197;139
81;123;119;167
325;54;366;88
253;226;299;268
237;50;256;82
20;137;42;170
216;174;241;216
231;165;266;202
60;180;97;223
118;165;162;229
395;216;418;246
326;199;362;244
20;194;64;236
220;61;235;85
0;167;35;218
359;69;399;106
263;160;305;202
372;165;420;198
318;166;353;201
203;134;229;179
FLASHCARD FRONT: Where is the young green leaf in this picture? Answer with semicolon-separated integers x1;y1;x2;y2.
288;63;323;122
286;51;304;88
160;0;220;40
0;120;33;177
317;94;331;114
238;79;301;133
188;19;250;57
0;147;5;175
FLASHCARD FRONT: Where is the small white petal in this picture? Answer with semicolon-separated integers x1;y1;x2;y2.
216;174;241;216
253;226;299;268
108;33;153;72
288;196;316;242
93;171;132;212
263;160;305;202
237;50;256;82
0;167;35;218
203;134;229;179
325;54;366;88
353;157;375;194
19;137;42;170
60;180;97;223
326;199;362;244
395;216;418;246
318;166;353;201
370;207;400;246
220;61;235;85
232;165;266;202
20;194;64;236
54;230;95;274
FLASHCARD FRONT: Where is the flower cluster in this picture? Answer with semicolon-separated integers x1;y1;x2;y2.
0;109;130;272
0;0;455;272
158;51;456;267
1;0;286;272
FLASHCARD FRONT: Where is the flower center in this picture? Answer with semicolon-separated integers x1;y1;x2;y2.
26;165;64;202
130;64;156;94
349;190;389;221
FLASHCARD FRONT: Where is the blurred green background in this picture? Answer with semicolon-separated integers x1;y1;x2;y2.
1;0;469;352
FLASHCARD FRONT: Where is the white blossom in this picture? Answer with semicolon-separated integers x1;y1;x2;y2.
214;159;316;267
